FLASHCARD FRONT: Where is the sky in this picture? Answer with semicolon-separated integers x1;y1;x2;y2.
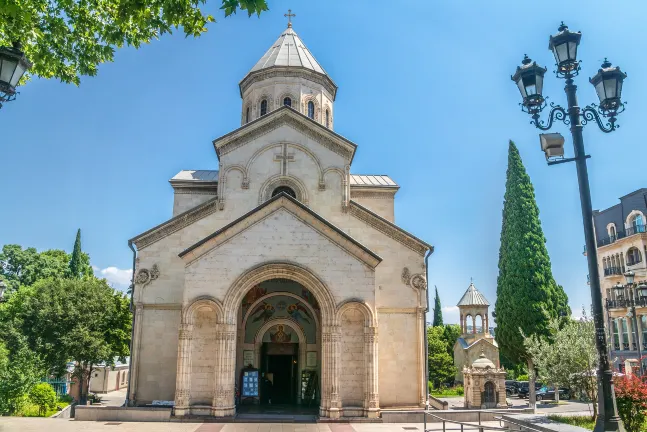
1;0;644;324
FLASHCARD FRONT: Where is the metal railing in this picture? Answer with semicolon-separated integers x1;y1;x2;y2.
423;410;508;432
597;224;646;247
606;296;647;309
604;267;623;276
627;224;647;236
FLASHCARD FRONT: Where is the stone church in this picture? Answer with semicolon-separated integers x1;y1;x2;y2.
127;21;433;419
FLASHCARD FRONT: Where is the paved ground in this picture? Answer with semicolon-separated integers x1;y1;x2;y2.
0;419;502;432
100;388;128;407
439;397;595;415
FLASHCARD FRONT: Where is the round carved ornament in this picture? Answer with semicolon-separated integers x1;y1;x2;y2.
411;274;427;290
135;264;160;287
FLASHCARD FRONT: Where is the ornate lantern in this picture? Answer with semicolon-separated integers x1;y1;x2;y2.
0;42;32;107
589;59;627;116
624;270;635;285
548;22;581;75
511;55;547;114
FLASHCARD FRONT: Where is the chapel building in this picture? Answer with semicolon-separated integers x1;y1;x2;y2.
127;21;433;419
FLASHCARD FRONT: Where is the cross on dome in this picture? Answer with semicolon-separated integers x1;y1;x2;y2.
284;9;296;28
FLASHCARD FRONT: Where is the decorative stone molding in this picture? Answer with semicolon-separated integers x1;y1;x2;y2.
258;175;309;206
135;264;159;287
240;67;337;100
130;198;219;250
214;110;355;162
349;201;431;256
411;274;427;290
351;190;397;199
173;189;217;195
302;95;321;122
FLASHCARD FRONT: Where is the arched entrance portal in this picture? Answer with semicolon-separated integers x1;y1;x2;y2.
236;279;321;410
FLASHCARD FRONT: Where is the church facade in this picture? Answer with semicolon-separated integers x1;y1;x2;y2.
127;22;433;419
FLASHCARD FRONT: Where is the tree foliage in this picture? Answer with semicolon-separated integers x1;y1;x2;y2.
442;324;461;358
0;245;70;291
523;313;598;415
427;326;456;388
614;375;647;432
432;287;443;327
0;0;268;85
0;339;43;415
495;141;570;364
3;278;131;401
29;382;57;416
67;229;93;279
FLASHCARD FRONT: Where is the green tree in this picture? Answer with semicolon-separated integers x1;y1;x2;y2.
4;278;131;403
432;286;443;327
29;382;57;416
0;245;70;291
427;326;456;389
442;324;461;358
495;141;570;407
67;229;93;279
0;0;268;85
0;339;43;415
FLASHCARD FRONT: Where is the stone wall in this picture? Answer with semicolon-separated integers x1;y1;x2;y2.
189;307;217;405
340;308;365;407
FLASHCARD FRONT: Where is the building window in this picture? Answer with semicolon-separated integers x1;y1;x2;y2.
272;186;296;199
613;320;620;350
627;247;642;266
609;224;617;240
642;316;647;350
260;99;268;116
283;97;292;107
325;109;330;128
307;101;314;119
622;318;630;350
246;107;250;124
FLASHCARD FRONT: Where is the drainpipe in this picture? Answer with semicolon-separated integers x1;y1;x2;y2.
424;249;433;409
125;240;137;407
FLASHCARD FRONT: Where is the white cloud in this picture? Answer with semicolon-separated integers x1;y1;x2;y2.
442;306;460;324
94;265;132;291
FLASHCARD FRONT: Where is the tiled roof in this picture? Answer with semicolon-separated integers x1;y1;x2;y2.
170;170;218;182
457;283;490;306
349;174;398;188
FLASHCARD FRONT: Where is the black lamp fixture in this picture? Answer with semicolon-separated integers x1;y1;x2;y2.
624;270;635;285
548;22;582;76
637;281;647;299
0;42;32;109
511;55;548;115
590;58;627;119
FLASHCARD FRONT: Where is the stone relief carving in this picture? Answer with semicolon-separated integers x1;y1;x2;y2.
401;267;411;285
135;264;160;287
411;274;427;290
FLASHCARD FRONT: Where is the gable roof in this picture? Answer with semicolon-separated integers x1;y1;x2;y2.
348;200;433;257
212;106;357;163
179;192;382;269
350;174;398;189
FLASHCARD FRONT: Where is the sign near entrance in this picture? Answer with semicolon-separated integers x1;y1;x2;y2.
306;351;317;367
241;369;259;398
243;350;255;367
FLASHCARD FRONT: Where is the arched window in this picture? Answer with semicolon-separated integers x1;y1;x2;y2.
627;247;642;266
325;109;330;128
307;101;315;119
260;99;268;116
630;213;646;234
246;107;250;124
475;315;483;333
283;97;292;107
272;186;296;199
609;224;617;240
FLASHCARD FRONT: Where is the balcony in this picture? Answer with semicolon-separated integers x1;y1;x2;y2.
606;295;647;310
605;267;624;277
597;224;646;247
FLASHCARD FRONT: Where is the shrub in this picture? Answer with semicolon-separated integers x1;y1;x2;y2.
28;383;57;416
614;375;647;432
516;374;529;382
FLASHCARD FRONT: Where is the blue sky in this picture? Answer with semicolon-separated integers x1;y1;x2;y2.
1;0;644;323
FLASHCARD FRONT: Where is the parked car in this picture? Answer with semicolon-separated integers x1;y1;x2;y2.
505;380;519;396
517;381;544;399
535;386;571;401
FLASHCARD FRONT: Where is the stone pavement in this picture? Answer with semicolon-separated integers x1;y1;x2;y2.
100;388;128;407
0;418;502;432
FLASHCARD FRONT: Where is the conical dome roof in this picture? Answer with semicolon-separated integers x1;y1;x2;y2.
248;26;327;75
457;282;490;307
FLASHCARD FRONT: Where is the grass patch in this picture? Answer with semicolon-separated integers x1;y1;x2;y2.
548;415;595;431
430;386;464;398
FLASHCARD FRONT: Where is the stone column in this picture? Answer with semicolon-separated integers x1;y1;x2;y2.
128;303;144;405
365;326;380;418
320;325;341;419
212;324;236;417
174;323;193;416
417;308;426;407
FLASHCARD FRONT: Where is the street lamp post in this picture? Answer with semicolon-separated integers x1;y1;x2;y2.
511;22;627;432
0;42;32;109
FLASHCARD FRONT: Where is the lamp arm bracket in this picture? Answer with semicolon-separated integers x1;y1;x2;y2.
531;103;569;131
581;106;618;133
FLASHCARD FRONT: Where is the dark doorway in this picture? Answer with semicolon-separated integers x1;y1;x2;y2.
261;342;297;405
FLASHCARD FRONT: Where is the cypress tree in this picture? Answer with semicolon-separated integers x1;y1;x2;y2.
68;229;83;279
495;141;570;406
432;286;443;327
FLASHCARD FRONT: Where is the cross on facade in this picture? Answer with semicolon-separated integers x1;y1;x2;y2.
284;9;296;28
274;144;295;175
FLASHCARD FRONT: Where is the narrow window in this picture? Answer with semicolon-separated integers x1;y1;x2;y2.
627;247;642;266
272;186;296;199
609;225;617;240
325;109;330;128
622;318;630;350
613;320;620;350
308;101;314;119
283;97;292;107
641;316;647;349
260;99;268;116
246;107;250;124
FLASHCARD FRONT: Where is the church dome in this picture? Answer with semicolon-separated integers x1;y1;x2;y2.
457;282;490;307
472;352;495;369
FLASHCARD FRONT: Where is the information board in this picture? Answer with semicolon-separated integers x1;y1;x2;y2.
241;369;259;398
